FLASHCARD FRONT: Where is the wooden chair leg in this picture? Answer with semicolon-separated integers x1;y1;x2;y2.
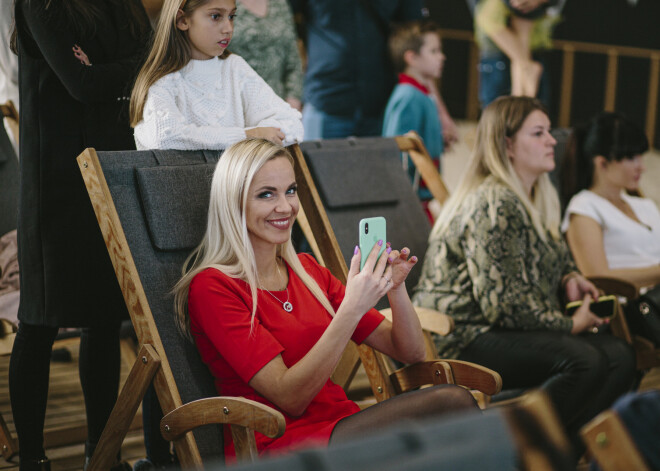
87;344;161;471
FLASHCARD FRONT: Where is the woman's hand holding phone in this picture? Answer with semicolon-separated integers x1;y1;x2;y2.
344;240;393;317
570;294;607;334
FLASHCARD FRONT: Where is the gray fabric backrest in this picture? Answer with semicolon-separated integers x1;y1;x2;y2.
96;149;224;461
226;408;517;471
0;123;18;237
300;137;432;307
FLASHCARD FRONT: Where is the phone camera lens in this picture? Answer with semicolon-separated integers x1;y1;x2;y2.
365;223;369;234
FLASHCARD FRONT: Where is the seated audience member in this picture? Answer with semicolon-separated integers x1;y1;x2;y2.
173;138;479;460
382;21;445;217
230;0;303;111
130;0;303;151
560;112;660;288
412;96;636;457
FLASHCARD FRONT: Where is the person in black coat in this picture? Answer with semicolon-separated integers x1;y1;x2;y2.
9;1;151;470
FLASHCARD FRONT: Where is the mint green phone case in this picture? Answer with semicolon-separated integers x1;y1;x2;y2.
359;217;387;270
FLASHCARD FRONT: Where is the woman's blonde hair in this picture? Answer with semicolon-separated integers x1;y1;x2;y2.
173;139;336;338
432;96;561;242
129;0;231;126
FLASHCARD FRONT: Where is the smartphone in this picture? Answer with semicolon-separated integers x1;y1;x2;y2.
565;294;617;319
359;217;387;270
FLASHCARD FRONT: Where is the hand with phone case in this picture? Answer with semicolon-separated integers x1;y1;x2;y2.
568;293;607;334
357;217;418;291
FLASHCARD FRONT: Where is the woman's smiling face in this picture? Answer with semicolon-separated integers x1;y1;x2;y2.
245;157;299;252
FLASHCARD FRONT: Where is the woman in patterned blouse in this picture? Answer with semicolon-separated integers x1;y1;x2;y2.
412;96;636;456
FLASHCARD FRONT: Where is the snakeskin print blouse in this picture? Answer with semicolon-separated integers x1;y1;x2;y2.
412;177;575;358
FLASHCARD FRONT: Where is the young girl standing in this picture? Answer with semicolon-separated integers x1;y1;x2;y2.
130;0;303;150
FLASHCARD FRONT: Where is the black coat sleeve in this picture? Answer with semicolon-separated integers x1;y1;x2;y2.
16;0;148;104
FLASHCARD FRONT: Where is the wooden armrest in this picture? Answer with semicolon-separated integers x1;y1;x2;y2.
389;359;502;396
160;397;285;441
379;307;454;336
588;276;639;299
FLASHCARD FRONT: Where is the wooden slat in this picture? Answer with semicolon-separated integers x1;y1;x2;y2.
646;54;659;147
604;50;619;112
87;345;160;471
558;45;575;128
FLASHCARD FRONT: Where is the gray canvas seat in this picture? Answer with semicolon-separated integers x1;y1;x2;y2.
299;137;432;306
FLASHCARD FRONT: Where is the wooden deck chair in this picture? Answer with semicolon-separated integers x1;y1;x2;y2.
289;137;502;405
76;148;288;470
76;144;494;470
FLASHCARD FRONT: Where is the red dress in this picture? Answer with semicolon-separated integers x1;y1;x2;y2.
187;253;384;459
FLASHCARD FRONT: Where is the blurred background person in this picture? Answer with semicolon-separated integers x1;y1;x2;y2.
230;0;303;111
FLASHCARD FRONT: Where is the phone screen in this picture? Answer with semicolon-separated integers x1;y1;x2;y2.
359;217;387;270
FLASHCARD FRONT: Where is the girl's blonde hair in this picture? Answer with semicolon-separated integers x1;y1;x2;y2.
173;139;336;338
432;96;561;242
129;0;231;126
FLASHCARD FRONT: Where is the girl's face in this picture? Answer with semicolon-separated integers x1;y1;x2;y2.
506;110;557;185
245;157;299;253
599;155;646;192
177;0;236;60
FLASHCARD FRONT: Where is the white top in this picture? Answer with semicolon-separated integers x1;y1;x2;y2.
561;189;660;269
134;54;303;150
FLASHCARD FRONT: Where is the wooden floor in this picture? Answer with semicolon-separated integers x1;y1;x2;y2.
0;338;145;471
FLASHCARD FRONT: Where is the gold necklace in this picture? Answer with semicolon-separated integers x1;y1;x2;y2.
261;261;293;312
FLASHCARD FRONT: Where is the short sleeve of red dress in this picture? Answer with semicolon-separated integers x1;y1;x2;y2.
188;269;285;387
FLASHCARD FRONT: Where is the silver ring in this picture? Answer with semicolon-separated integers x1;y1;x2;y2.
591;326;599;334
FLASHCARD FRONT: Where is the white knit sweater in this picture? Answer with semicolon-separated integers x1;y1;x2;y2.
134;54;304;150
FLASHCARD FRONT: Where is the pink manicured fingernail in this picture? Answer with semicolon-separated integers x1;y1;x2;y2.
386;247;392;254
354;245;359;255
378;240;383;246
411;256;418;263
388;257;393;262
401;248;407;254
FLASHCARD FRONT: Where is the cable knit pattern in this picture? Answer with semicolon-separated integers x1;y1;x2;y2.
134;54;303;150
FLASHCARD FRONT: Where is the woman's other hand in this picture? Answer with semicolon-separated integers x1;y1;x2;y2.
386;245;418;290
344;241;392;316
73;44;91;66
246;127;286;145
570;293;606;334
564;272;600;302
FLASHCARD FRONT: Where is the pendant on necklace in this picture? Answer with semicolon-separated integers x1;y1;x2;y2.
283;301;293;312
